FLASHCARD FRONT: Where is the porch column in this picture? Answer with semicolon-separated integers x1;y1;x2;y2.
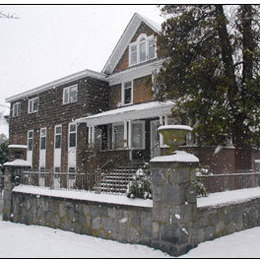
91;126;95;147
124;121;128;148
128;120;132;161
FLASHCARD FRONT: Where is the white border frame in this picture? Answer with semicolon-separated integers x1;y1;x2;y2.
131;120;145;150
63;84;78;105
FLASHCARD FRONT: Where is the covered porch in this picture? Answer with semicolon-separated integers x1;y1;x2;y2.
75;101;175;163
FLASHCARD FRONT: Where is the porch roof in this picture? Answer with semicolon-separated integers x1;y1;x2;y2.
75;101;175;126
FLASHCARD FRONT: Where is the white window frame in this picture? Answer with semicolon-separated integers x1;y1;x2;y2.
28;97;39;114
63;84;78;105
12;102;21;117
112;122;125;150
129;34;157;67
27;130;34;151
68;123;77;148
121;81;133;106
54;125;62;149
40;127;47;150
131;120;145;150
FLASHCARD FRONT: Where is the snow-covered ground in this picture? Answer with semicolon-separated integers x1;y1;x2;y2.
1;187;260;257
0;219;260;258
0;220;170;258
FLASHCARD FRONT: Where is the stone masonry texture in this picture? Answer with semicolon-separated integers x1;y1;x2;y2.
11;192;152;246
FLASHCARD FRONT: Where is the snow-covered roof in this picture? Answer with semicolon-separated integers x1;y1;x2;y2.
150;150;199;163
102;13;161;75
5;69;108;103
4;159;31;167
8;144;27;149
75;101;174;126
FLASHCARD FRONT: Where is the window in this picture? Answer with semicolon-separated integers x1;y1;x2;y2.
148;37;156;59
131;121;145;149
129;34;157;66
69;123;77;148
112;123;124;150
130;45;137;65
12;102;21;117
63;85;78;104
27;130;33;151
28;97;39;114
40;128;46;150
122;81;133;105
55;125;62;149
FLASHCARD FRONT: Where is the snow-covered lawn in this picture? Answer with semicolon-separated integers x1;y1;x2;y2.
0;220;170;258
1;219;260;258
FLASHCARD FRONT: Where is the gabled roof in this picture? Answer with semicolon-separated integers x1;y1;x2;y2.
102;13;161;75
6;69;108;103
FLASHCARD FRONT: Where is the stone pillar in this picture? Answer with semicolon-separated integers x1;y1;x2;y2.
150;151;199;256
2;160;31;221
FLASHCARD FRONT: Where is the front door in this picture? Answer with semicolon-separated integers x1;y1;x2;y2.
150;120;161;158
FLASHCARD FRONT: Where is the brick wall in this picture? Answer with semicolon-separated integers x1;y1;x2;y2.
109;75;153;110
9;77;109;171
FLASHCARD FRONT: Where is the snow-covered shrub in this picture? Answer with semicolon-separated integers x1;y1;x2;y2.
192;180;207;197
127;165;152;199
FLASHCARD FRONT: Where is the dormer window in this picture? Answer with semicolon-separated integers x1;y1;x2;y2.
28;97;39;114
129;34;157;67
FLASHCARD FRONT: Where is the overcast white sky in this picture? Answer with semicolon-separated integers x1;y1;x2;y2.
0;5;164;113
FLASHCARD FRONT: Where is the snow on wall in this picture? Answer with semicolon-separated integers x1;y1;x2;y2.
13;185;153;208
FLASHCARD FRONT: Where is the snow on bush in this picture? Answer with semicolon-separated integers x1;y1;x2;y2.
127;163;152;200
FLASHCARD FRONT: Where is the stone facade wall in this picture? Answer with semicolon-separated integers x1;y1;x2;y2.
11;191;152;246
9;77;109;171
196;198;260;244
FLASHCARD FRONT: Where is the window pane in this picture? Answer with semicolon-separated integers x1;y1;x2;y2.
69;132;76;147
64;88;69;103
70;86;78;102
40;136;46;149
130;45;137;65
114;125;124;149
28;131;33;138
70;124;76;132
148;38;156;59
56;126;62;134
55;134;61;148
28;139;33;151
132;123;143;149
33;98;38;111
140;41;146;62
124;82;132;104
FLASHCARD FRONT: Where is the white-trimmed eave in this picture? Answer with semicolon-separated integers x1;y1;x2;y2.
75;101;174;127
107;58;165;86
5;69;108;103
102;13;161;75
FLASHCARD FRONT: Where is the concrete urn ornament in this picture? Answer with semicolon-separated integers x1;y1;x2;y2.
158;125;193;154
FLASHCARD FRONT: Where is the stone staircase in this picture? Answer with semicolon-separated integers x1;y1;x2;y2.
94;165;141;194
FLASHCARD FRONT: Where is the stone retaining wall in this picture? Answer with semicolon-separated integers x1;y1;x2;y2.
196;198;260;244
11;191;152;246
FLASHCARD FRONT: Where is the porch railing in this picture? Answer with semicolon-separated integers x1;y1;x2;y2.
20;171;99;191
